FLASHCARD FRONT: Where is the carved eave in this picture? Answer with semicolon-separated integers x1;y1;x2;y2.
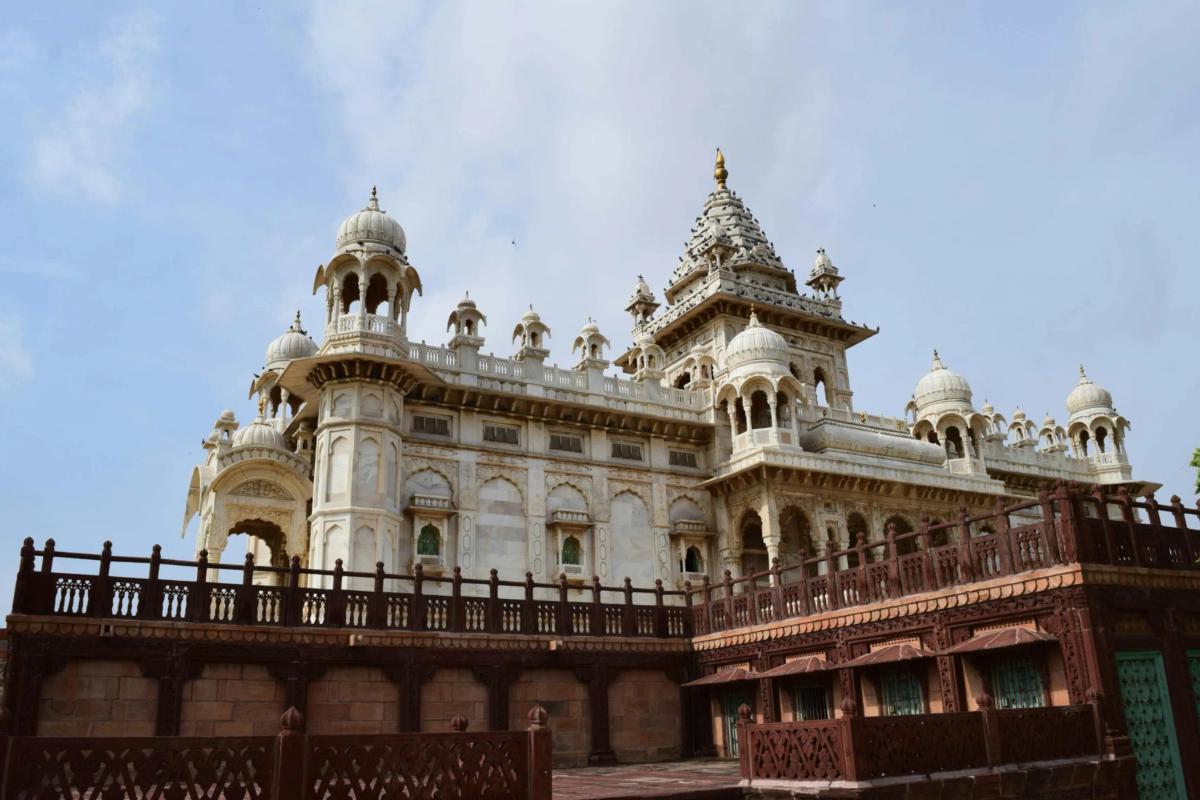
406;381;713;444
216;446;312;481
988;467;1160;499
701;460;1004;508
548;509;593;532
275;352;444;397
406;495;457;518
670;520;714;538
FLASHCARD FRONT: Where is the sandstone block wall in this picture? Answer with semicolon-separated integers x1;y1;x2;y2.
307;665;399;735
420;667;488;732
37;659;157;736
509;668;590;767
608;669;681;763
179;663;284;737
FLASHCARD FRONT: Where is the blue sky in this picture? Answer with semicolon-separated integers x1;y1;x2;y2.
1;2;1198;592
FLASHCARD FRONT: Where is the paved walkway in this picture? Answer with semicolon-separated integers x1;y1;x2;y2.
553;759;742;799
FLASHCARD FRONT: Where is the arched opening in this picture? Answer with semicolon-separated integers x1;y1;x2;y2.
813;367;829;406
967;428;979;457
740;512;769;579
846;512;872;560
1078;430;1090;456
465;319;475;335
1095;426;1108;454
417;523;441;556
683;546;704;574
589;343;599;358
734;398;748;434
887;515;917;556
776;392;791;427
228;518;289;579
340;273;361;314
530;330;541;348
789;363;802;381
749;390;772;429
929;519;950;548
674;372;692;389
779;507;814;574
561;535;581;567
944;426;965;458
926;431;939;445
365;273;390;315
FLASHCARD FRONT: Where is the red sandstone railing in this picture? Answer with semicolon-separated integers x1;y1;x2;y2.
737;702;1102;783
10;541;692;639
689;485;1200;636
0;706;553;800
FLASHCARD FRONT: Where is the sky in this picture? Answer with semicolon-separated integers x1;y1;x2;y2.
1;2;1198;593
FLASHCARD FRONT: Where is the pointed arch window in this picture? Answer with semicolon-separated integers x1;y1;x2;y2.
561;535;582;566
417;523;441;557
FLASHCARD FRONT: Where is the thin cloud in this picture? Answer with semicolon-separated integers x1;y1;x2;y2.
0;313;33;392
29;12;161;205
0;258;82;279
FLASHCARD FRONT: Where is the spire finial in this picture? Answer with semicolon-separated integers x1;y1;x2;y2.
714;148;727;189
747;303;758;326
367;186;380;211
1078;363;1087;379
931;349;943;369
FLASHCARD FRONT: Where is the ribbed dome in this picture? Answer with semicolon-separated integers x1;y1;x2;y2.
725;310;789;371
232;415;287;449
1066;366;1114;416
1042;413;1057;428
335;187;406;254
912;351;973;409
265;311;317;370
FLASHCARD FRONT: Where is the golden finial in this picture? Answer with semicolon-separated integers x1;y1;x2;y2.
714;148;728;189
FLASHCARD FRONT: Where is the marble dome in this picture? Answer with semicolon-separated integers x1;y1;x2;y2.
336;187;406;254
912;351;973;409
1066;366;1115;417
232;416;287;449
725;310;789;371
265;312;317;370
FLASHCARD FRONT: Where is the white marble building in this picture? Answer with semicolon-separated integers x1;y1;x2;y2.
182;155;1147;593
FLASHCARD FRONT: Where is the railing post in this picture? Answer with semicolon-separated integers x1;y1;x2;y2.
722;570;735;629
957;507;974;582
558;573;570;635
488;569;500;633
854;535;868;602
284;556;301;626
1037;490;1060;564
796;550;812;615
522;572;535;634
1116;488;1141;566
978;693;1002;767
884;525;901;597
683;580;694;637
526;705;553;800
451;567;464;632
918;517;935;587
992;498;1014;576
654;579;666;637
237;553;257;624
770;559;783;617
622;577;635;636
825;548;840;610
272;707;306;799
90;541;113;618
702;576;715;633
1143;493;1170;567
1057;482;1082;562
40;538;56;575
412;563;424;631
840;716;859;782
192;550;210;622
369;561;386;628
1170;495;1196;567
736;704;752;778
329;558;346;627
141;544;163;620
13;537;37;614
590;575;603;635
746;573;759;625
39;538;56;612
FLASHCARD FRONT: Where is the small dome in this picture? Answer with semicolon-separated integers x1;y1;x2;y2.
1012;406;1027;422
912;350;973;409
1066;365;1114;417
981;400;995;415
219;409;237;423
725;309;789;371
812;248;835;272
335;187;406;254
1042;412;1057;428
522;306;542;324
265;311;317;370
232;411;287;449
457;293;477;309
579;318;601;337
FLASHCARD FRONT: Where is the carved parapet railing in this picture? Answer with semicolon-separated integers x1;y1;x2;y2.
0;706;554;800
688;484;1200;637
738;704;1103;784
10;538;690;640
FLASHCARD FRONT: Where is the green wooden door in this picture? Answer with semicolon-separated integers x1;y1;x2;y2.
1116;651;1186;800
723;689;754;758
1187;650;1200;723
991;657;1045;709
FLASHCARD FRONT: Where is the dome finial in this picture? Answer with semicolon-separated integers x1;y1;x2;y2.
1078;363;1087;379
714;148;728;189
931;349;943;369
747;303;759;326
367;185;380;211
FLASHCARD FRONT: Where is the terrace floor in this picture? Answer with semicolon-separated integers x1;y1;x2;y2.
554;759;742;799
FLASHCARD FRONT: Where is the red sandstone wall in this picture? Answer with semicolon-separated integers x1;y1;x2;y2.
37;659;156;736
420;667;488;732
179;663;284;736
509;668;590;767
608;670;681;763
307;665;399;735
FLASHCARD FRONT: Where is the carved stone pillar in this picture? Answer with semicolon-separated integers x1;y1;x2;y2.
5;645;66;735
139;648;202;736
383;659;435;732
576;664;617;766
267;661;327;730
471;664;519;732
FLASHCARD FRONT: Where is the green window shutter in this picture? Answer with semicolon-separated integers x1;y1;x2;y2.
1116;651;1186;800
991;658;1045;709
881;670;924;716
1187;650;1200;724
792;684;830;721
